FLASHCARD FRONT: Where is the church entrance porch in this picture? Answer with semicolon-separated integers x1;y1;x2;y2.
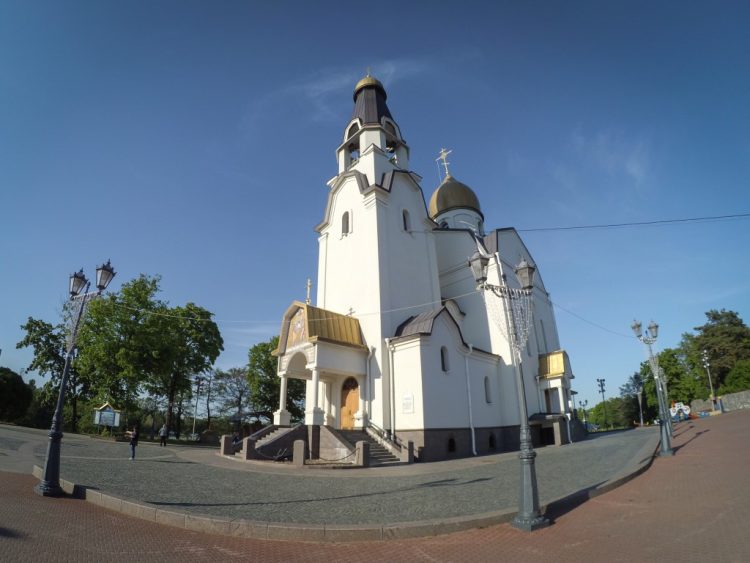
273;301;369;429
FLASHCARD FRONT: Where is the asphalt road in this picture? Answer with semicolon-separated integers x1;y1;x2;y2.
0;422;657;525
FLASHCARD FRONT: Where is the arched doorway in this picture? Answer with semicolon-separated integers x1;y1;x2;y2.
340;377;359;430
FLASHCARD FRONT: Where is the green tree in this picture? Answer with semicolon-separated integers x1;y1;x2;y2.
681;310;750;391
588;396;632;428
77;275;223;431
149;302;223;432
18;379;55;429
76;275;166;420
619;372;655;425
0;367;33;422
720;359;750;394
214;367;252;432
658;347;703;405
16;317;92;431
247;336;305;421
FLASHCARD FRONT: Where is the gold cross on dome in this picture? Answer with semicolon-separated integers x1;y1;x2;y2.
436;148;452;177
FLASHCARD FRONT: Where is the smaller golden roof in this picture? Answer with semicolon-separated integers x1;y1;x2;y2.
275;301;367;357
538;350;574;379
428;174;483;220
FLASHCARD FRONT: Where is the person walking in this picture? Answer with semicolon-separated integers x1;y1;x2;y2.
129;425;139;460
159;423;168;447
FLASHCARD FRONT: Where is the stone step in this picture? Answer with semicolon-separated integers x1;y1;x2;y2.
256;428;284;447
338;430;401;465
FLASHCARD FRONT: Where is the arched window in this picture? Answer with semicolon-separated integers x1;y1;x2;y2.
347;123;360;139
447;437;456;453
489;434;496;450
342;211;350;236
484;376;492;403
402;209;411;232
440;346;449;372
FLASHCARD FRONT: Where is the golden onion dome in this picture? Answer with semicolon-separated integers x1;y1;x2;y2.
428;174;483;220
353;74;387;101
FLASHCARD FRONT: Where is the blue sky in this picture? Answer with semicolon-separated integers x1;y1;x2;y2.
2;1;748;409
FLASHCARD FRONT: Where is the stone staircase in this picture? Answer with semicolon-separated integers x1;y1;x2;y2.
255;427;288;447
338;430;401;466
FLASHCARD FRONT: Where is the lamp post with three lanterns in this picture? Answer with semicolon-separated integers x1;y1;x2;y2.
35;261;116;497
469;250;549;532
631;319;673;457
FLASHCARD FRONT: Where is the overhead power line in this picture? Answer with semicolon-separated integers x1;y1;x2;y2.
516;212;750;233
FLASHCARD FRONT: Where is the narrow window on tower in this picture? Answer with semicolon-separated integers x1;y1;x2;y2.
484;376;492;403
402;209;411;232
342;211;350;236
440;346;450;372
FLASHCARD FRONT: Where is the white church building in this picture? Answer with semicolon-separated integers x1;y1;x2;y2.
271;75;576;462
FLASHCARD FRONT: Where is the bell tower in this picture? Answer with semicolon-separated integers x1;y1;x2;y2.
316;75;440;340
336;74;410;177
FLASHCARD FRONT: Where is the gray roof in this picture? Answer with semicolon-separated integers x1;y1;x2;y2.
393;307;498;358
395;308;445;338
352;84;393;125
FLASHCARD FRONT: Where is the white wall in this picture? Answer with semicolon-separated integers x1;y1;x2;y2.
390;337;425;431
418;316;472;429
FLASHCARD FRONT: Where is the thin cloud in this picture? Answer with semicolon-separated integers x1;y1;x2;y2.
222;324;279;338
240;58;436;135
571;127;651;186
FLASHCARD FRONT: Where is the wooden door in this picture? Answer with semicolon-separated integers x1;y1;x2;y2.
341;378;359;430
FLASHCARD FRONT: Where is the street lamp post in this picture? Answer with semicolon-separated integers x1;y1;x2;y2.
579;400;588;426
631;320;673;457
596;378;608;429
469;251;549;531
35;261;116;496
701;350;717;412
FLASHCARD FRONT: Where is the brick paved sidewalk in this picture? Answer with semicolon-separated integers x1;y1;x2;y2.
2;411;748;562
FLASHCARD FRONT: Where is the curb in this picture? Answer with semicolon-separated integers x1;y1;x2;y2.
30;434;660;543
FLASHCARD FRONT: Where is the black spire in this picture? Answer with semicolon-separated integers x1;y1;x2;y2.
352;75;393;125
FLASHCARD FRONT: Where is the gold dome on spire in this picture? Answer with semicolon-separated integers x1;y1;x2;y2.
354;74;386;101
428;174;483;220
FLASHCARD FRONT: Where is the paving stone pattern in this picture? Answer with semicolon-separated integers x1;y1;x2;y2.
5;425;658;525
1;412;748;562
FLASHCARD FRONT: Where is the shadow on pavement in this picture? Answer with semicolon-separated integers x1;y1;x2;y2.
672;430;709;454
0;527;27;539
542;481;606;522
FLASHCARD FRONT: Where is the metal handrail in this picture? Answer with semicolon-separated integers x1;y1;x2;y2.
366;421;403;451
248;425;276;441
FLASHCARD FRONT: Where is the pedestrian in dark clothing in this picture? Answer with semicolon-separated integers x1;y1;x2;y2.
129;426;139;460
159;424;168;447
